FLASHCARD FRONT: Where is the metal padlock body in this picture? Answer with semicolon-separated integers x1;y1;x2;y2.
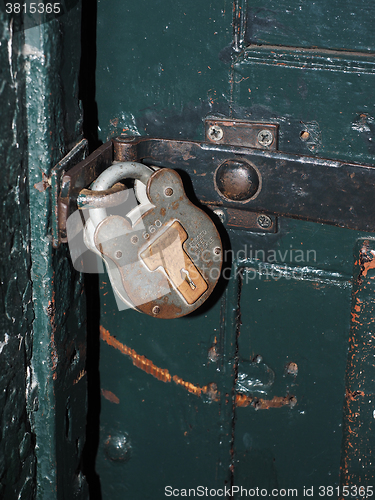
94;168;223;319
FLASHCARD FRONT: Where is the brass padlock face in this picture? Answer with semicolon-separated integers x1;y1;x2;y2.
94;168;223;319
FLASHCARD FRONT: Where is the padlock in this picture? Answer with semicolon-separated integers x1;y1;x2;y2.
83;161;223;319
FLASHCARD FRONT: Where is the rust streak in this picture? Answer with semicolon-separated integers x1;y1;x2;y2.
101;388;120;404
172;375;204;396
235;394;295;409
100;326;172;383
100;326;292;408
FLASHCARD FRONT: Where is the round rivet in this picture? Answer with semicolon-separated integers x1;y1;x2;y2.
214;247;221;255
208;125;224;142
130;235;138;244
257;129;273;147
215;159;260;201
164;187;173;197
115;250;123;259
104;433;132;462
256;214;272;229
152;305;160;315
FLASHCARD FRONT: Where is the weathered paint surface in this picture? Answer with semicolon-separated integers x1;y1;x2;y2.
93;0;375;497
340;240;375;492
1;3;88;499
24;8;88;498
0;11;36;500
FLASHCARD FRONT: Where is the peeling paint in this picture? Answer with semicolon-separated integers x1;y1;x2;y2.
22;43;45;60
235;394;296;409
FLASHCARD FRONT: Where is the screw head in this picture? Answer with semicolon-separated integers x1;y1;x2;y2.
257;214;272;229
257;129;273;147
130;235;138;245
152;305;160;315
164;187;173;197
115;250;123;259
213;247;221;255
208;125;224;142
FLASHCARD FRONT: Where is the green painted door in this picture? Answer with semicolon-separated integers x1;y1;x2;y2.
1;2;88;499
91;1;375;499
3;1;374;499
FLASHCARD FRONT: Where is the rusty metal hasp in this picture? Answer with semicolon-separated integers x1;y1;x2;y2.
52;120;375;317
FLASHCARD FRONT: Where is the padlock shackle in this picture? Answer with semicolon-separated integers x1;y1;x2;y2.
89;161;153;228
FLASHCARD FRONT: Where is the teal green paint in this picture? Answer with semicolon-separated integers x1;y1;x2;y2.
236;270;351;489
234;46;375;165
96;0;233;142
242;0;375;52
94;0;375;496
230;4;375;490
25;24;59;496
341;239;375;485
97;276;237;497
24;7;87;499
0;9;36;500
95;3;239;492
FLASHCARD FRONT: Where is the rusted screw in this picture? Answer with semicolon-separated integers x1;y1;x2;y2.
300;130;310;141
257;129;273;147
130;235;138;245
208;125;224;142
164;187;173;197
152;305;160;315
115;250;123;259
213;247;221;255
257;214;272;229
285;361;298;376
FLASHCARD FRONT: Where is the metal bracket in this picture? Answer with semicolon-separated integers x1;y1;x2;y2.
205;118;278;150
51;140;112;247
52;120;375;247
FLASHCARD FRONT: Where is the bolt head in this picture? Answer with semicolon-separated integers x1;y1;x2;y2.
208;125;224;142
152;305;160;315
115;250;123;259
164;187;173;197
215;159;260;201
257;129;273;147
130;235;138;245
